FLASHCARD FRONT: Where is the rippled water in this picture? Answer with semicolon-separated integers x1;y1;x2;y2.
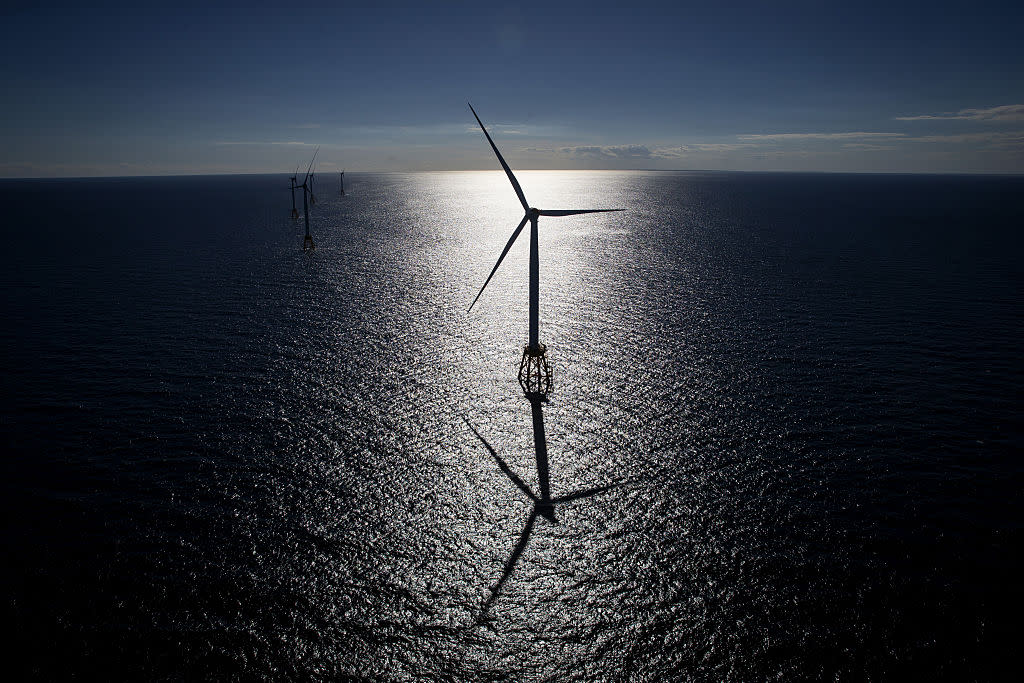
2;171;1022;680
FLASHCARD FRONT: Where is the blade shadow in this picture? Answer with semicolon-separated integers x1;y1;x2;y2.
463;403;623;624
551;482;621;504
475;509;537;625
461;415;536;502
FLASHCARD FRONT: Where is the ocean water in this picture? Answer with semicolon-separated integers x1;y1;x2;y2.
1;171;1021;680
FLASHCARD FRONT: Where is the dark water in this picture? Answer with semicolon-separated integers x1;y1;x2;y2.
2;171;1021;680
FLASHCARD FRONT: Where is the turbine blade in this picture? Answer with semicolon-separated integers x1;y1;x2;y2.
550;482;619;504
468;103;529;211
303;146;319;184
536;209;624;217
467;214;529;312
461;416;537;502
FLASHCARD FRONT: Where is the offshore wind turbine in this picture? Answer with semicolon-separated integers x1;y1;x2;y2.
466;103;622;397
296;147;319;251
339;170;345;196
288;166;300;219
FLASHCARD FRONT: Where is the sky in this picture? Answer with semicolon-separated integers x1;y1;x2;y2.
1;0;1022;176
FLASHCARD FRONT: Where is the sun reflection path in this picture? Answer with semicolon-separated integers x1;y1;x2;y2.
461;396;621;624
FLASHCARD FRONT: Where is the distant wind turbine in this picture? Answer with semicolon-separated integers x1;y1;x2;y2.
296;147;318;250
466;102;622;397
339;170;345;196
288;166;300;220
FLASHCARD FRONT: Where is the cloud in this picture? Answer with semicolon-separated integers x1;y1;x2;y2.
530;143;761;160
904;131;1024;148
841;143;896;151
653;143;760;156
732;129;1024;150
692;143;760;152
464;123;560;137
556;144;657;160
738;132;905;141
214;140;315;146
894;104;1024;122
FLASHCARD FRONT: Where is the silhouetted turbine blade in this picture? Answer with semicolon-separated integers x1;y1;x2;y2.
467;214;529;312
477;509;538;622
551;482;620;504
461;416;537;502
303;146;319;184
468;103;529;212
536;209;624;217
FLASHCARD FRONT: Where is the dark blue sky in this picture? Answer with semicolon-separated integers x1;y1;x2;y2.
2;0;1022;175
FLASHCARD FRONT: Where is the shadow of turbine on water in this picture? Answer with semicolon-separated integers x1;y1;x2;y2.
462;395;620;624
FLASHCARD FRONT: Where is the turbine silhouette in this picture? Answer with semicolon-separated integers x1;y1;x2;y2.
295;147;318;251
466;103;622;397
288;166;300;220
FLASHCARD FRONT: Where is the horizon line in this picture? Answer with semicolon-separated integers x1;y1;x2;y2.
3;168;1024;181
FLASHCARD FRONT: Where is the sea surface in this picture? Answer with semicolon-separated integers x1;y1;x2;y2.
1;171;1021;680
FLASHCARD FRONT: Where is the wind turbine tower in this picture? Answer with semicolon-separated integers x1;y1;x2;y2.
467;103;622;398
339;170;345;196
289;171;299;219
